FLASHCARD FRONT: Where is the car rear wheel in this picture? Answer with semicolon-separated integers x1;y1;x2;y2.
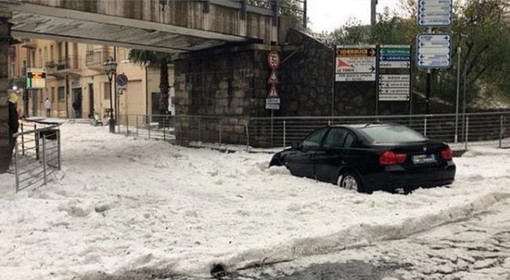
338;172;362;192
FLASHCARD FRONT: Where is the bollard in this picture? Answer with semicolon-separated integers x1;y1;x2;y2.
21;123;25;155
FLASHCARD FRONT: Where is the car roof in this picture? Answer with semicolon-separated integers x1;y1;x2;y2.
330;123;399;129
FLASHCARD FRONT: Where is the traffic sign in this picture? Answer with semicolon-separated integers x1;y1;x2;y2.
116;73;128;87
379;82;410;88
418;0;453;27
267;70;279;84
379;94;410;101
379;61;411;69
336;45;377;82
26;68;47;89
379;75;410;81
416;33;452;69
267;50;281;70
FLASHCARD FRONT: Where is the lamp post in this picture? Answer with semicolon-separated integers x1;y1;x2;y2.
103;57;117;133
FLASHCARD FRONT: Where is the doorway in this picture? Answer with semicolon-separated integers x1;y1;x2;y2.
88;83;94;118
72;88;83;118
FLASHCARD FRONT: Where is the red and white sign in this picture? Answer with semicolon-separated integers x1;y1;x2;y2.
267;84;279;98
267;70;279;84
267;50;281;70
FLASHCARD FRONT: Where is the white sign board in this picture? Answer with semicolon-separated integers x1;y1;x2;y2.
378;74;411;102
418;0;453;27
336;45;377;82
416;33;452;69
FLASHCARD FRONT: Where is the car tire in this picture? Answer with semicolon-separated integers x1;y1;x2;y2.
337;171;363;193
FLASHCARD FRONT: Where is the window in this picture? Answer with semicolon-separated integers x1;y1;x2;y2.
58;86;65;101
51;87;55;102
303;128;328;149
361;125;426;143
322;128;348;149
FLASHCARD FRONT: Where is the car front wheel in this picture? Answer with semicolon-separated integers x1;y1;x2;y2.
338;172;362;192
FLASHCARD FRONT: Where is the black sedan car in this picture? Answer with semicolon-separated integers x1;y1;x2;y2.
269;123;456;193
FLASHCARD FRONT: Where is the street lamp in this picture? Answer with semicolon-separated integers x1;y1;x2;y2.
103;57;117;133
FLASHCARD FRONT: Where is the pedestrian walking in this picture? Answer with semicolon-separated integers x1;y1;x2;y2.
44;98;52;117
8;92;19;162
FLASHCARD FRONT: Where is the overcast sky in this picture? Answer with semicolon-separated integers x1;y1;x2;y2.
308;0;404;32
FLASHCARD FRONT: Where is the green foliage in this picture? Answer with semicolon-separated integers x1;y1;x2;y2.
128;49;172;113
248;0;306;29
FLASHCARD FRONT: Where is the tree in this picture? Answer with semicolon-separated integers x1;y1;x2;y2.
248;0;306;29
128;50;172;115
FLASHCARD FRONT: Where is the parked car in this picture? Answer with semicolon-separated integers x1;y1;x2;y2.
269;123;456;193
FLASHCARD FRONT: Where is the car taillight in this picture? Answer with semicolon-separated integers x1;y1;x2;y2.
379;151;407;165
441;147;453;160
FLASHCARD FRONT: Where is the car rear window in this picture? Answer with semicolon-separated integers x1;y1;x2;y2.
360;125;426;143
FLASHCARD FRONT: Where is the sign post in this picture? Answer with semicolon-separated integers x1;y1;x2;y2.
266;50;281;147
416;0;453;114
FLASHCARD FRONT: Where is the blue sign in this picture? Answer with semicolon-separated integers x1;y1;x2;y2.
416;33;452;69
418;0;453;27
380;56;411;62
116;73;128;87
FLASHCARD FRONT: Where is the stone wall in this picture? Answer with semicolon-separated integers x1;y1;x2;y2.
278;29;335;116
0;9;12;173
174;44;272;145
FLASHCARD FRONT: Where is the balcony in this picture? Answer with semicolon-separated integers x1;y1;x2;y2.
86;47;113;71
46;56;81;79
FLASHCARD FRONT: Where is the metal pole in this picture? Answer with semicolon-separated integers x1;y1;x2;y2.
424;117;428;137
21;122;25;155
462;66;467;141
14;140;19;193
371;0;377;26
454;47;461;143
108;77;115;133
42;136;47;185
464;116;469;150
283;120;286;148
499;115;503;148
57;130;61;170
303;0;307;29
270;110;274;147
425;69;432;115
148;118;151;140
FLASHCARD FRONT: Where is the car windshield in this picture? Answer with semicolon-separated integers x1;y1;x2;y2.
360;125;426;143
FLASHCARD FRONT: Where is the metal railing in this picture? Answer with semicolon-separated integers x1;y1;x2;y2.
116;112;510;151
13;123;61;192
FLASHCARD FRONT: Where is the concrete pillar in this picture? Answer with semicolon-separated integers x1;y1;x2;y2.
0;8;12;173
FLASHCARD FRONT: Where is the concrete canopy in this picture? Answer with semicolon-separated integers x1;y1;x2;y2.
0;0;277;53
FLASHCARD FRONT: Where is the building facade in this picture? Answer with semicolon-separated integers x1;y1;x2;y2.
7;38;174;120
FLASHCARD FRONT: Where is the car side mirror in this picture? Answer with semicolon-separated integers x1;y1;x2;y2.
291;142;302;150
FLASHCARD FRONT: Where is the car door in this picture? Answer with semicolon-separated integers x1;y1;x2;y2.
285;128;328;178
315;128;349;182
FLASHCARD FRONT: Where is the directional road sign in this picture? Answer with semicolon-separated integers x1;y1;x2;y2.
379;45;411;69
418;0;453;27
416;33;452;69
336;45;377;82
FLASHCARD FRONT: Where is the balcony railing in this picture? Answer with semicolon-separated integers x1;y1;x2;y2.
86;48;113;70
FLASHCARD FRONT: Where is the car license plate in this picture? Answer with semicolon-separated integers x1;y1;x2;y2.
412;154;437;164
